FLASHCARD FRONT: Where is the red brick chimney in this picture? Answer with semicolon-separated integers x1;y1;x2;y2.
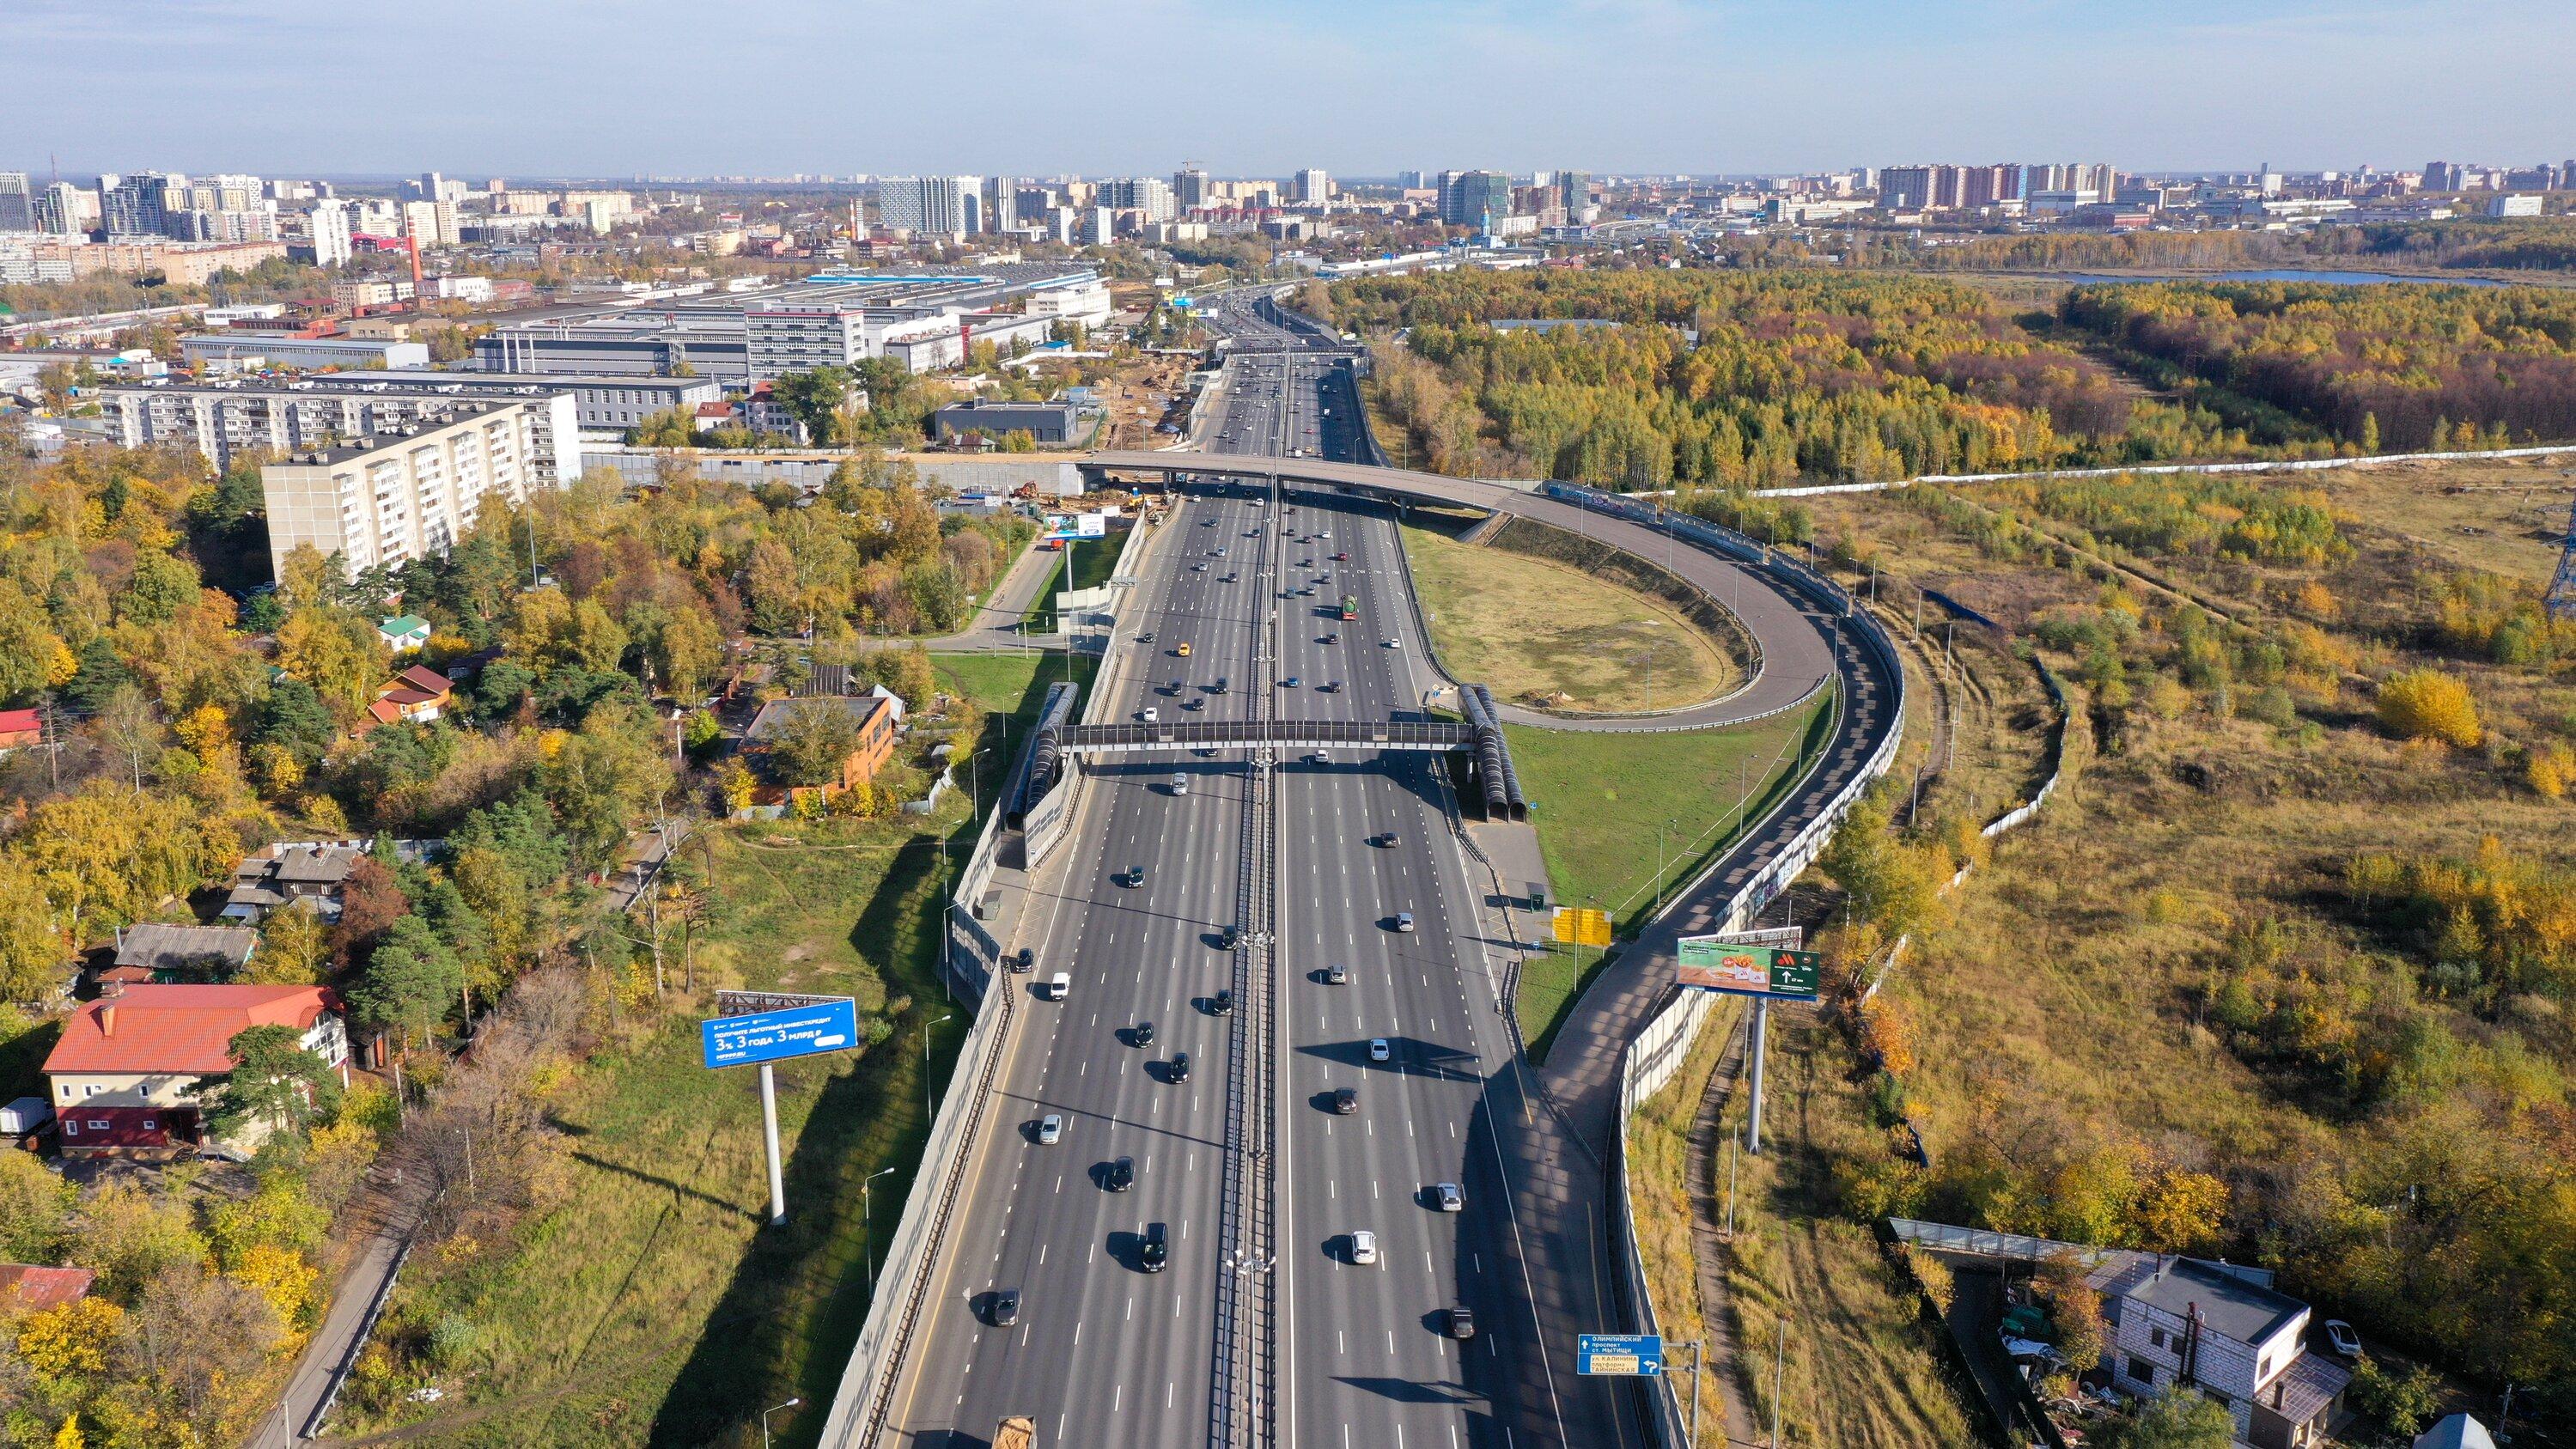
99;1002;117;1037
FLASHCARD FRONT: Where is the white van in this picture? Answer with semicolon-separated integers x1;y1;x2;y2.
1047;972;1070;1000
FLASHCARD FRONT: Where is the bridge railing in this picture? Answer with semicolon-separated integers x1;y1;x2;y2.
1576;484;1909;1448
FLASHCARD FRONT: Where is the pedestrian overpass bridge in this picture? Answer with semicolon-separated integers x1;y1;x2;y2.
1059;718;1473;755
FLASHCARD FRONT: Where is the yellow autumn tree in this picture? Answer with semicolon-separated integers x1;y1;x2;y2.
2133;1169;2230;1254
2377;669;2482;748
15;1297;125;1378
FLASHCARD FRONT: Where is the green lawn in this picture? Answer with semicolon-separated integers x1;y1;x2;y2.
1508;692;1836;1061
1020;529;1126;632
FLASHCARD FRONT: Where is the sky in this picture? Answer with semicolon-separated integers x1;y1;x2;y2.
5;0;2573;180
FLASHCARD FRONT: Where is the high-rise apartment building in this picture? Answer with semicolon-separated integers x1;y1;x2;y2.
1556;170;1592;217
0;174;33;234
258;401;553;582
982;176;1020;234
1172;167;1213;209
878;176;981;238
1099;178;1174;222
1436;170;1514;228
100;174;171;237
102;380;582;488
402;198;460;247
1294;168;1331;204
31;182;83;236
308;199;353;266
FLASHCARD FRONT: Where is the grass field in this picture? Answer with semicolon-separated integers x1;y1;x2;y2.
1713;1017;1979;1449
1403;522;1742;713
1021;530;1126;632
1507;693;1834;1059
340;659;1066;1447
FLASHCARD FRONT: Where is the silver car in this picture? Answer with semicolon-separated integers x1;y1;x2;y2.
1038;1113;1063;1145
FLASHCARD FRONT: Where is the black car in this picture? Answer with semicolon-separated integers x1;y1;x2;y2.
1212;989;1234;1015
1013;947;1035;974
1170;1052;1191;1082
993;1289;1022;1327
1138;630;1156;642
1221;924;1241;948
1133;1020;1155;1046
1107;1156;1136;1192
1446;1306;1476;1340
1333;1087;1358;1115
1142;1222;1169;1272
1120;867;1146;887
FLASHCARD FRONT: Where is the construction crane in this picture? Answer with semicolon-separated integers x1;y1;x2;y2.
2548;488;2576;621
349;232;423;295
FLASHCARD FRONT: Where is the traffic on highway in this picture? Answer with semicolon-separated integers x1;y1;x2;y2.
884;293;1625;1448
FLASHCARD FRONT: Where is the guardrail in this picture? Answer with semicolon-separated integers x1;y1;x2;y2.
819;916;1017;1447
1575;488;1910;1448
820;520;1174;1446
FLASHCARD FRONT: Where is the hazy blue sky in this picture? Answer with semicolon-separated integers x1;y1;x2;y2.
6;0;2570;178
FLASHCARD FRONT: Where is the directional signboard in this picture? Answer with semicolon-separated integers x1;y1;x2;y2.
1553;907;1612;948
701;995;858;1069
1578;1333;1664;1376
1677;937;1822;1001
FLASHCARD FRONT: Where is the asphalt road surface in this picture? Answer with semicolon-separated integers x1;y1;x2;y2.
885;325;1634;1446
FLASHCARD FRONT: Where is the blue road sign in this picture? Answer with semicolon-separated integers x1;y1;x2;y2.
701;998;859;1069
1577;1333;1664;1376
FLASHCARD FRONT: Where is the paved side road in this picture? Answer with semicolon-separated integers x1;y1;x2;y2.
244;1198;414;1446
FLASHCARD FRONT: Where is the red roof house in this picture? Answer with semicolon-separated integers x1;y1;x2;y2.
0;1265;94;1313
355;665;454;734
0;709;40;752
43;984;349;1157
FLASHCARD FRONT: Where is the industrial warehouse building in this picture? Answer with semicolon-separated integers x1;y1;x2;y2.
932;398;1081;444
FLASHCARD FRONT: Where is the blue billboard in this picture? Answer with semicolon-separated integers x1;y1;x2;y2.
1577;1333;1664;1376
701;998;859;1069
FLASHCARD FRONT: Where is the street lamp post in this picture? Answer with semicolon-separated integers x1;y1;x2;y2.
862;1166;898;1293
761;1396;801;1449
923;1013;955;1117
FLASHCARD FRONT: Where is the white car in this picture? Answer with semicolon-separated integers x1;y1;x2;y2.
1047;971;1070;999
1038;1113;1063;1145
1434;1182;1464;1212
1349;1230;1379;1264
1383;638;1401;649
2323;1320;2361;1357
1141;707;1159;722
1368;1038;1392;1062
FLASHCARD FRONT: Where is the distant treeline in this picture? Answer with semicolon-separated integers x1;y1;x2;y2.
1323;269;2255;488
1875;218;2576;276
2059;279;2576;451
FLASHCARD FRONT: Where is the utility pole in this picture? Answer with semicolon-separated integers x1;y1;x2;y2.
1770;1308;1791;1447
758;1062;785;1225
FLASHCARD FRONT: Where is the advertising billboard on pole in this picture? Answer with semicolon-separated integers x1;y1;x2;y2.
1676;937;1821;1001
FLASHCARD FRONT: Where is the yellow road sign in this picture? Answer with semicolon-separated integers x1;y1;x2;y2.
1553;907;1612;947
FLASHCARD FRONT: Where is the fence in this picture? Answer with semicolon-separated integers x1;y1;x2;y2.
815;491;1175;1445
1751;441;2576;499
1862;656;2069;1004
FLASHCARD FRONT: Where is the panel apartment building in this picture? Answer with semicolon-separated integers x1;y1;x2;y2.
101;377;584;484
258;401;552;581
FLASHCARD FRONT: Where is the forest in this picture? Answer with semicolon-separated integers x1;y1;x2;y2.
2060;279;2576;451
0;435;1027;1440
1318;268;2252;486
1873;216;2576;276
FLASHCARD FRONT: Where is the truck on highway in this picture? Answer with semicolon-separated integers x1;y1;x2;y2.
1339;594;1360;621
996;1416;1037;1449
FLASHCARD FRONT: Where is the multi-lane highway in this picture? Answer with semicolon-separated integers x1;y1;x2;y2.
885;311;1629;1446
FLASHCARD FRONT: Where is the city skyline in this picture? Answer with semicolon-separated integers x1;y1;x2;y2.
6;0;2573;177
